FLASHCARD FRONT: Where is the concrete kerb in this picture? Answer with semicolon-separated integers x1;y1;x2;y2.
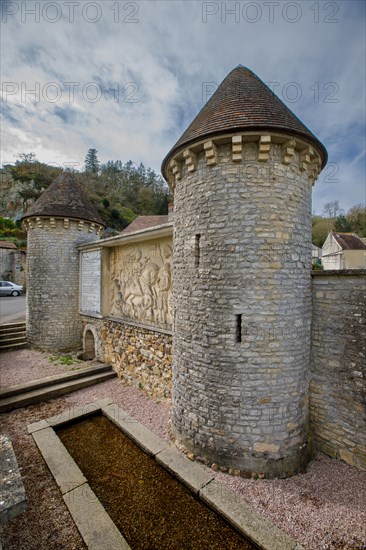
29;414;130;550
155;447;215;494
200;480;303;550
46;403;101;428
27;403;101;434
63;483;130;550
101;402;169;456
31;427;87;495
27;419;49;434
28;400;303;550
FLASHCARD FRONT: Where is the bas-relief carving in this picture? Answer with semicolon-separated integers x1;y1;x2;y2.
110;239;172;329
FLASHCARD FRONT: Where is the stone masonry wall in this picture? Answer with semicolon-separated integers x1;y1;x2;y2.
311;271;366;470
0;248;14;280
171;137;316;477
81;316;105;361
0;249;26;285
82;316;172;401
25;218;101;351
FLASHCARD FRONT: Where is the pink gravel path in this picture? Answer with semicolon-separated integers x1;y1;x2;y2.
1;350;365;550
0;348;99;388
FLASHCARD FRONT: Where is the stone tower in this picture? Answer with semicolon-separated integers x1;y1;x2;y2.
162;66;327;477
22;172;105;351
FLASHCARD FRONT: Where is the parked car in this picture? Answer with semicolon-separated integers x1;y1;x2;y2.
0;281;24;296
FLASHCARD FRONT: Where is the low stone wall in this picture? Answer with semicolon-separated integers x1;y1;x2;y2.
311;270;366;470
81;315;172;401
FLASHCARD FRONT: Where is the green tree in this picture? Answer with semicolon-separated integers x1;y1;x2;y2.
346;204;366;237
84;148;100;174
312;216;330;247
334;214;351;232
0;217;26;245
3;156;62;189
1;150;171;233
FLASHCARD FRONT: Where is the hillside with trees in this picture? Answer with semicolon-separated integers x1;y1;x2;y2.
1;153;364;244
0;150;172;233
312;201;366;247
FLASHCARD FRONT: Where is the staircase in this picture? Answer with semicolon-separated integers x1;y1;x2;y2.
0;364;117;413
0;322;27;352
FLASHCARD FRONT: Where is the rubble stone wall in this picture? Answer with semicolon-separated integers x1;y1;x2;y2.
81;315;172;401
311;270;366;470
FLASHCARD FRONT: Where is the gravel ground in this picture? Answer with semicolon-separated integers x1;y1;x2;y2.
1;350;365;550
0;349;98;388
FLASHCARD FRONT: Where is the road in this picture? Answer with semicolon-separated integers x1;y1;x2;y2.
0;296;26;324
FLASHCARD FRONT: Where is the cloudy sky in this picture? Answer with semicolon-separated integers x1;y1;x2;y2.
1;0;365;213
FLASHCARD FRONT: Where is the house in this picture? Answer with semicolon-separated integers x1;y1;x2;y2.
322;231;366;270
0;240;27;285
312;244;322;265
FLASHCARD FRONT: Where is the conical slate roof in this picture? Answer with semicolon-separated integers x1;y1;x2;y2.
162;66;327;177
21;172;105;226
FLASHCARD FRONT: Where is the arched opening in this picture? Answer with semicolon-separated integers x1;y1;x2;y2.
84;329;95;360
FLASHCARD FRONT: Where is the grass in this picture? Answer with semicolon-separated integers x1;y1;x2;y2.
48;354;82;366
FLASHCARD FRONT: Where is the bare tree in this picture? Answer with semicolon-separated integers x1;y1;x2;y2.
322;200;343;219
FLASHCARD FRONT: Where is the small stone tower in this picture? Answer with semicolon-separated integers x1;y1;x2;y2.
162;66;327;477
22;172;105;351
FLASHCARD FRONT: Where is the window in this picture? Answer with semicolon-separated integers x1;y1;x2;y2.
195;234;201;267
235;314;242;343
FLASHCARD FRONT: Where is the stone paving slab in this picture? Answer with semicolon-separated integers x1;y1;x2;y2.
0;435;27;524
46;403;101;427
155;447;214;494
200;480;303;550
63;483;130;550
95;397;114;408
101;403;170;456
31;427;87;494
27;419;49;434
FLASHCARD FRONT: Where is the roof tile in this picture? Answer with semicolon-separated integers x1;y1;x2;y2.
21;172;105;227
120;216;169;235
0;240;17;249
162;66;327;177
332;232;366;250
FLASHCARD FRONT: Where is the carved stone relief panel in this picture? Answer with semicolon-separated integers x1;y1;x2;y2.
110;237;172;329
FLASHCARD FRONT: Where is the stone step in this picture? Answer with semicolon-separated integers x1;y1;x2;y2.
0;342;28;352
0;329;26;336
0;322;26;333
0;335;27;347
0;322;27;352
0;364;115;399
0;370;117;413
0;329;26;338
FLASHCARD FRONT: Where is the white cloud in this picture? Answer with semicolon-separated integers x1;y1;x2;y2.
1;0;365;211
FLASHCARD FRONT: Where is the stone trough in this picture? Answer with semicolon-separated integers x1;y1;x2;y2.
27;399;303;550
